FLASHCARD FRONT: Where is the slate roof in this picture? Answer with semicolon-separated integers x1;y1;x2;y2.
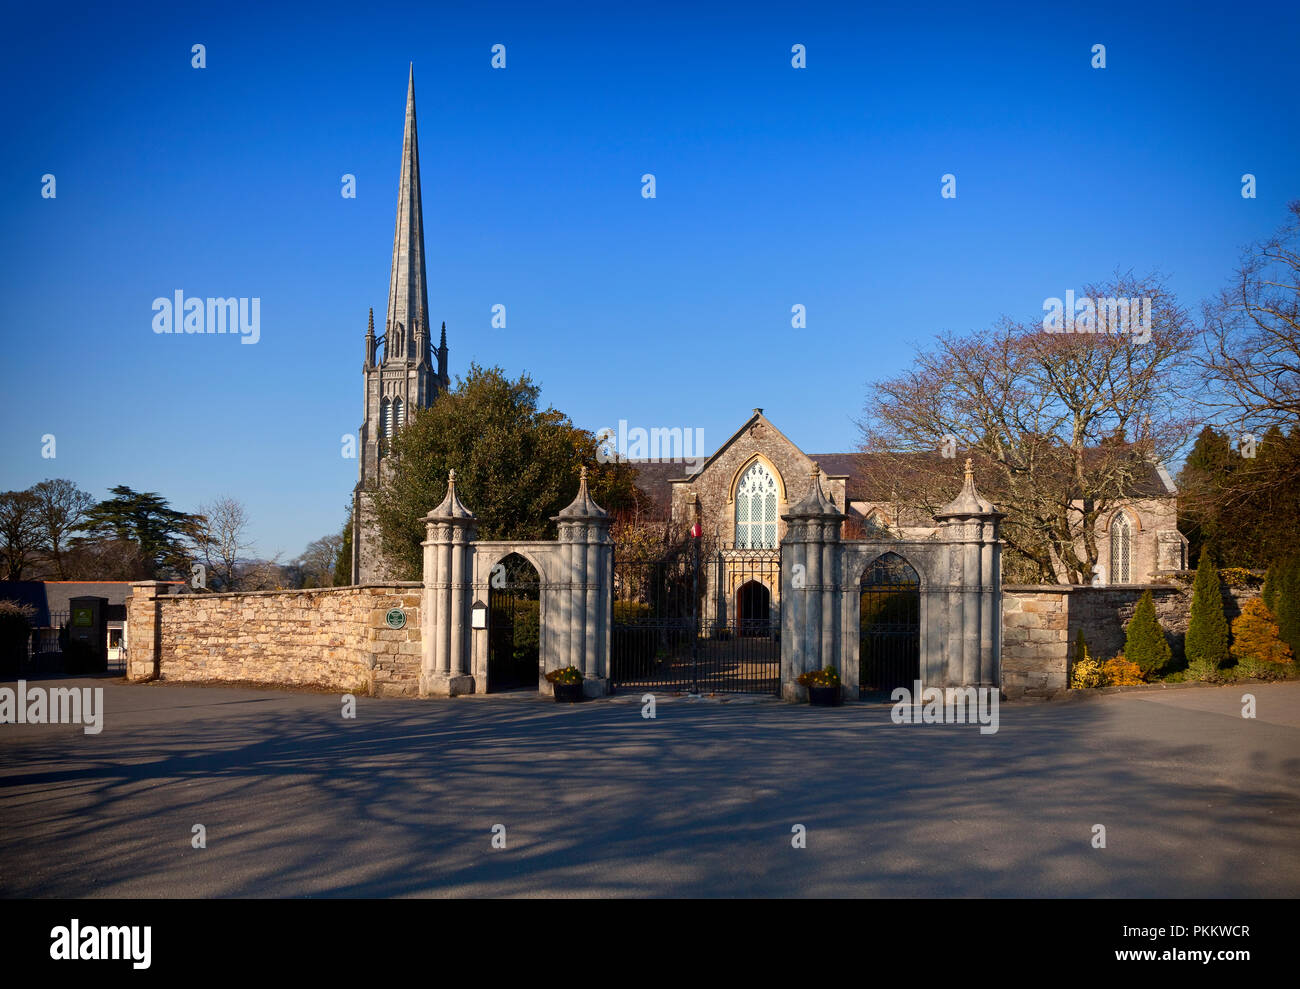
0;580;181;627
629;450;1175;510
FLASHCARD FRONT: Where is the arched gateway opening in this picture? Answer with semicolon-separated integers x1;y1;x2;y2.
736;580;771;636
487;553;541;691
859;552;920;698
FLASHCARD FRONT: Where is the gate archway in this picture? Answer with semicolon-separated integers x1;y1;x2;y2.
487;553;541;692
859;552;920;698
736;580;771;637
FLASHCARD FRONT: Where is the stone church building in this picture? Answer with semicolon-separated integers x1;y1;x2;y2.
352;69;1182;591
627;409;1184;589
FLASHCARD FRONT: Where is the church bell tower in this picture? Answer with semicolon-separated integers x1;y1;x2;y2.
353;65;450;583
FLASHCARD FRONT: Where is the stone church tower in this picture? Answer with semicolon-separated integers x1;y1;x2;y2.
352;65;449;583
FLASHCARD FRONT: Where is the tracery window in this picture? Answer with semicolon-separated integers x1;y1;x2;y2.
735;461;779;548
1110;512;1132;583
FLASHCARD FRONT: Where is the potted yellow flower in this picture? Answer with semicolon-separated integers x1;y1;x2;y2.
796;666;842;706
545;666;585;702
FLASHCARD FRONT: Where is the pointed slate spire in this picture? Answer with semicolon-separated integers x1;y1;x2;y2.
787;462;840;516
385;63;430;363
557;466;609;518
935;458;998;518
426;469;474;521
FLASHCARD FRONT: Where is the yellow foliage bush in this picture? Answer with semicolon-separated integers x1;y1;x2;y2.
1070;653;1105;689
1219;567;1265;589
1230;598;1294;667
1101;654;1144;686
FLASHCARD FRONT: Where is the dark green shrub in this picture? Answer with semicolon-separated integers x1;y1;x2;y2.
1186;549;1229;675
613;600;652;623
1124;589;1172;677
1264;556;1300;660
0;600;36;677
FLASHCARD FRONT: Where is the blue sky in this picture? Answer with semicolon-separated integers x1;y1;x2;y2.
2;0;1297;559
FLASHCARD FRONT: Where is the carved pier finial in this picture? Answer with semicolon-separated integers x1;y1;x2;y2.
579;465;588;482
964;457;974;478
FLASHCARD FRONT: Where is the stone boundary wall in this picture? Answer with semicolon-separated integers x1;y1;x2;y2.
1001;588;1070;697
126;582;423;696
1003;582;1262;698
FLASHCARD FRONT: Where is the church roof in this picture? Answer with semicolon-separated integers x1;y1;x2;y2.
624;459;700;510
627;449;1175;509
385;64;430;356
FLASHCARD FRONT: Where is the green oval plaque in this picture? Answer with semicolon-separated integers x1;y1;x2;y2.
385;608;406;630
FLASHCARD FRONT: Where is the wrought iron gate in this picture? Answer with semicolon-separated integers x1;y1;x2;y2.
610;541;780;695
859;552;921;698
487;554;541;691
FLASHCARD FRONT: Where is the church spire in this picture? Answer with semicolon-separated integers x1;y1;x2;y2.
437;320;448;380
384;63;429;363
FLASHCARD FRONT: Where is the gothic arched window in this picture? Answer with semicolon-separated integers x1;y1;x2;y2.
1110;512;1133;583
394;398;405;429
380;398;393;438
735;461;779;548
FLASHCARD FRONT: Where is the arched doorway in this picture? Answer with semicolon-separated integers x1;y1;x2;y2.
488;553;541;691
736;580;771;637
859;552;920;698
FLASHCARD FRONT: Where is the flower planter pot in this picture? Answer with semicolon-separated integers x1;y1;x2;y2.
808;685;841;707
553;681;584;703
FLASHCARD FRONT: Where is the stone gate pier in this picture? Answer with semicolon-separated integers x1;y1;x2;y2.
780;460;1003;701
419;468;613;698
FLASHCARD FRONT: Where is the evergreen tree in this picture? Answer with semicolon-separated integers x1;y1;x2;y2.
1177;426;1300;568
1230;599;1294;668
1265;555;1300;660
1185;548;1229;672
374;365;642;580
333;511;353;587
1178;426;1236;566
73;486;200;579
1123;589;1172;677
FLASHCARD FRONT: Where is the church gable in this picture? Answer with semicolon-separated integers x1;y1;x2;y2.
665;410;845;544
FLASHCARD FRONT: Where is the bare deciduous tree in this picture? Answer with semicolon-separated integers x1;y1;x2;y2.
295;533;344;588
238;553;289;591
1200;201;1300;433
191;497;251;590
0;491;43;581
858;273;1199;584
30;479;95;579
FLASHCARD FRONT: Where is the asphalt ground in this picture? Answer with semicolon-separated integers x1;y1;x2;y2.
2;677;1297;897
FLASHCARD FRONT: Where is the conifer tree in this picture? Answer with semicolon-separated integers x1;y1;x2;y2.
1185;548;1228;673
1230;599;1294;669
1265;555;1300;659
1123;589;1172;677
